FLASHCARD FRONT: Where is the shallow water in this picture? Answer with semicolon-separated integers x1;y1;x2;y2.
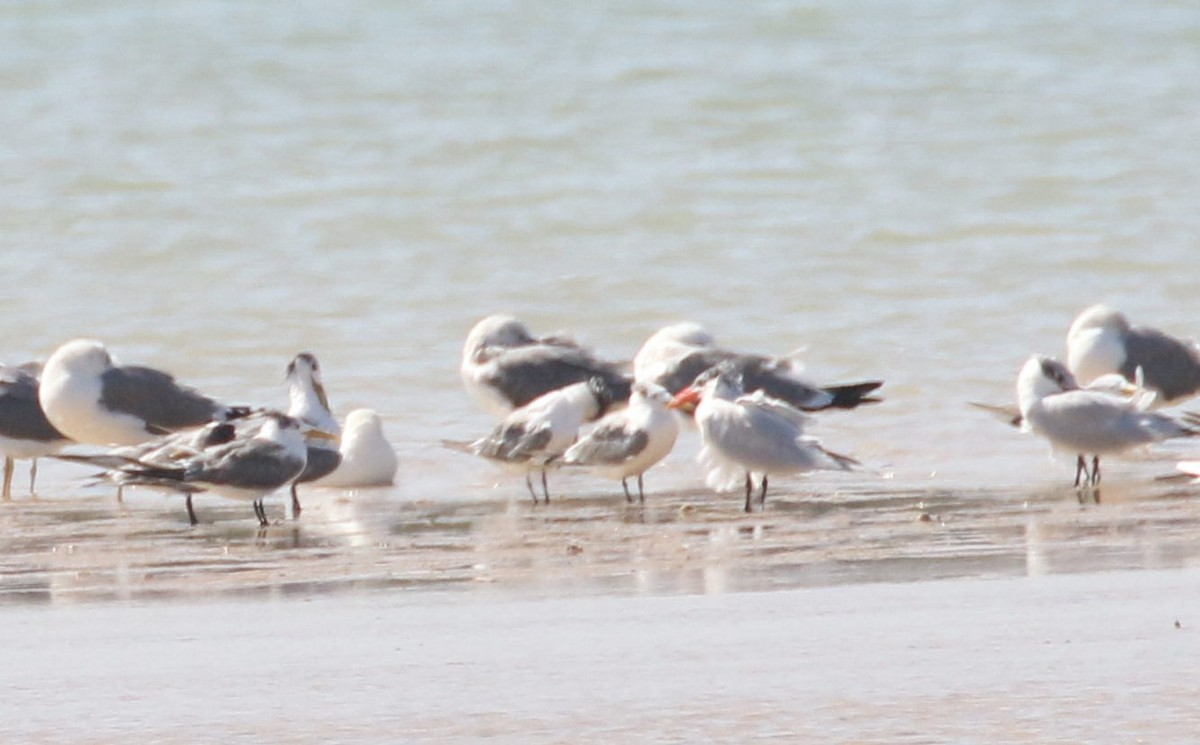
2;0;1200;739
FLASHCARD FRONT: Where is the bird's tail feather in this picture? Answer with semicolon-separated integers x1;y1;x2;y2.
968;401;1024;429
813;443;861;471
821;381;884;410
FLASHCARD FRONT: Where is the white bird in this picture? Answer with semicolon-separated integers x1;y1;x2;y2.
971;372;1139;429
634;322;882;413
314;409;398;488
470;377;618;502
563;382;679;502
0;362;71;498
1016;354;1198;487
98;412;332;527
282;352;342;516
461;315;631;418
39;339;248;447
1066;304;1200;407
668;364;859;512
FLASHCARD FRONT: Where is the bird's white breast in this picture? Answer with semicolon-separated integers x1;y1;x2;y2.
39;358;151;446
1067;327;1127;386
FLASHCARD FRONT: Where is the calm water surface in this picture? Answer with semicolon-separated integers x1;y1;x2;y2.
1;0;1200;739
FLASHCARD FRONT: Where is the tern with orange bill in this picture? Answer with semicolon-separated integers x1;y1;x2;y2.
669;363;859;512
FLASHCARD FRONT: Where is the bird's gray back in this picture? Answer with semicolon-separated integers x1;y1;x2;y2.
484;346;631;409
736;357;831;410
100;366;222;433
474;421;554;463
568;423;648;465
1121;327;1200;402
665;351;834;411
190;441;306;489
658;349;737;394
1035;393;1186;452
0;368;67;442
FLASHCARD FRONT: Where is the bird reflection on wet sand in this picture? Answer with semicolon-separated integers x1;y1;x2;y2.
4;479;1200;605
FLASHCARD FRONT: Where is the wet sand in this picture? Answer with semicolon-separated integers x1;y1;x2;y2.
2;475;1200;741
2;561;1199;742
3;460;1200;602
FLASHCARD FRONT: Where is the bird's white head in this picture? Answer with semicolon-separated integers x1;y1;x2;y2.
47;338;114;376
463;315;535;363
647;322;715;350
262;411;336;447
1067;304;1129;341
1017;354;1078;411
259;411;300;440
632;382;673;407
634;322;716;384
667;362;743;412
286;352;322;386
699;362;744;400
342;408;384;439
285;351;338;433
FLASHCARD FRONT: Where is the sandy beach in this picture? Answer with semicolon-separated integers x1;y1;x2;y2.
2;557;1199;743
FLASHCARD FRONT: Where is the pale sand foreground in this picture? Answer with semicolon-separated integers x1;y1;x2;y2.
1;567;1199;742
2;476;1200;742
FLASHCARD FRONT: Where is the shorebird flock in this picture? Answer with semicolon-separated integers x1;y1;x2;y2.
460;305;1200;511
0;340;397;526
457;315;884;512
2;303;1199;525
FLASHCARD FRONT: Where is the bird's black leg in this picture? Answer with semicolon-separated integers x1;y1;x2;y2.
622;478;633;503
186;495;198;526
1074;455;1087;487
540;470;550;503
253;500;268;527
28;458;38;496
759;474;769;508
637;473;645;504
1091;456;1101;486
525;474;539;504
743;473;753;513
290;484;302;519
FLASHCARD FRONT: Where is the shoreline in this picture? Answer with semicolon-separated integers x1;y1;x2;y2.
2;472;1199;606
